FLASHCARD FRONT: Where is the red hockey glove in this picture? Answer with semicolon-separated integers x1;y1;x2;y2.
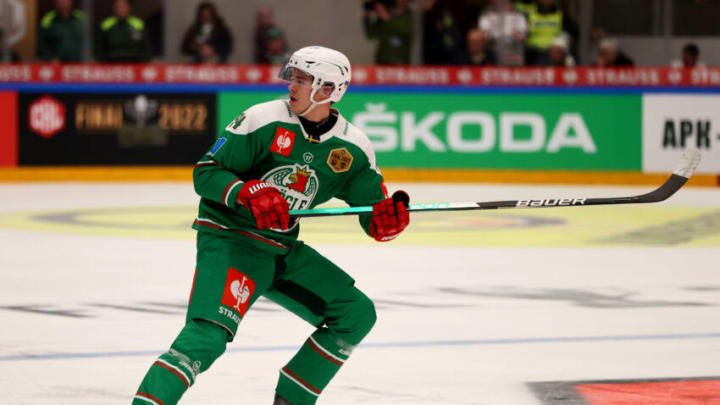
236;180;290;230
369;190;410;242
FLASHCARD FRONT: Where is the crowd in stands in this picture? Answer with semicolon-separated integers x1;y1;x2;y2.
0;0;707;68
365;0;585;67
365;0;705;68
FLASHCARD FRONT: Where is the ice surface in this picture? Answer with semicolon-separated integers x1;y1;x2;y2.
0;182;719;404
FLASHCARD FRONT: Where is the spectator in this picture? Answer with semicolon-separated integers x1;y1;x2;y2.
95;0;151;62
422;0;466;65
478;0;526;66
524;0;578;65
0;31;20;62
254;6;277;63
513;0;535;16
548;34;575;67
37;0;84;62
464;28;494;65
363;0;414;65
0;0;26;62
671;43;705;69
595;37;634;67
181;2;233;64
261;27;290;65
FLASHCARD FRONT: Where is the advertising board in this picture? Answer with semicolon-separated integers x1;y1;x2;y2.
643;94;720;174
219;92;642;170
18;93;217;165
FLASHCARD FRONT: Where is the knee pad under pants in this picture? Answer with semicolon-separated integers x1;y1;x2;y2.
169;319;229;376
323;285;377;346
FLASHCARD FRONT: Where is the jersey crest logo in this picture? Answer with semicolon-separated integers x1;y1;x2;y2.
261;164;319;212
270;127;296;157
221;268;256;318
288;166;311;193
327;148;353;173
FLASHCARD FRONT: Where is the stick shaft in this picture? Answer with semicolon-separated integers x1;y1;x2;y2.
290;174;689;218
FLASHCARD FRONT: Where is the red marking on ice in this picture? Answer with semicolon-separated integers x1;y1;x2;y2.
575;380;720;405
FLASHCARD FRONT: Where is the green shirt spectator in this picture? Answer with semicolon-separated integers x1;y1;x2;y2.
363;0;414;65
37;3;84;62
95;0;151;62
513;0;536;17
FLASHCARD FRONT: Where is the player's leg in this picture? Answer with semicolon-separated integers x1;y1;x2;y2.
265;242;376;405
274;286;375;405
133;319;228;405
132;233;276;405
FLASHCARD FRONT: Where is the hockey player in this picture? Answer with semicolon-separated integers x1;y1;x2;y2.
132;46;410;405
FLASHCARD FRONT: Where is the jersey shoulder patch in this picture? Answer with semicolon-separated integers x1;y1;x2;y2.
225;99;295;135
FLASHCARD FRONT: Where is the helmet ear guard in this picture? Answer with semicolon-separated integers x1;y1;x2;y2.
317;80;335;97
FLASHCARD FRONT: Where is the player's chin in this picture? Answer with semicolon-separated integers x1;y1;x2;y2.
289;100;306;115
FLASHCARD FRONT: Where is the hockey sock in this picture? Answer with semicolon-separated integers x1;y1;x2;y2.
133;319;228;405
276;327;355;405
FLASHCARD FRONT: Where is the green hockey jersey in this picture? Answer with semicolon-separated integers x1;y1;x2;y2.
192;99;387;249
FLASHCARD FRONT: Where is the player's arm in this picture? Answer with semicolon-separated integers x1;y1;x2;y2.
193;114;289;230
193;116;253;209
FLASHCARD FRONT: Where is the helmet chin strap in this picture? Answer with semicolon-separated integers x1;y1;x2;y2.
298;102;318;118
299;87;332;118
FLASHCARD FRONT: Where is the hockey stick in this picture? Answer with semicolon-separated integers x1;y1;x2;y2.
289;148;701;218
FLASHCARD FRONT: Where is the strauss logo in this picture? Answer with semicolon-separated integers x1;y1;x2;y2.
275;131;292;152
230;276;251;311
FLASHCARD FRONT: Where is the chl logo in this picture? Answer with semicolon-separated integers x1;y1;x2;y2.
221;268;256;317
270;127;296;157
261;164;319;212
29;95;66;138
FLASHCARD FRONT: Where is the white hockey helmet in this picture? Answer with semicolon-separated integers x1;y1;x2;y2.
279;46;352;114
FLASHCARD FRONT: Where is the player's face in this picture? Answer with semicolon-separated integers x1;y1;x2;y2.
287;69;314;115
